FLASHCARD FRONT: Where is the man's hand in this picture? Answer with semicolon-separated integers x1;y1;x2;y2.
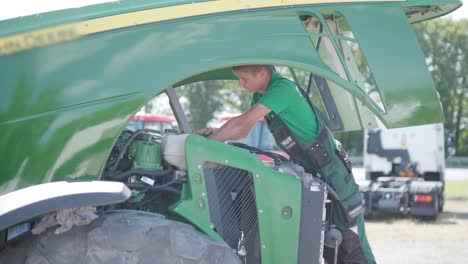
195;127;217;137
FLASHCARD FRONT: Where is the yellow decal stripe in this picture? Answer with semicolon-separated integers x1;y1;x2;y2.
0;0;402;56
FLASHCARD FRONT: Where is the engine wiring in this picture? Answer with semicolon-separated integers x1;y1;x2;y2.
102;129;186;213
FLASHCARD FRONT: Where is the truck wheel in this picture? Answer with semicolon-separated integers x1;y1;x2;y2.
438;192;445;213
409;181;441;220
427;193;440;220
1;210;240;264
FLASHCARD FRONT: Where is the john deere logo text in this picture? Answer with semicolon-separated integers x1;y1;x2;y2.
0;26;78;56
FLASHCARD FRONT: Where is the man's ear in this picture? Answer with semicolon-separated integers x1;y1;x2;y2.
259;67;269;79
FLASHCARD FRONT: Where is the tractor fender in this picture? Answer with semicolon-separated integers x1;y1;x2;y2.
0;181;130;231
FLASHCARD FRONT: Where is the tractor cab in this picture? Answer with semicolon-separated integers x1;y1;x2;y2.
0;0;462;263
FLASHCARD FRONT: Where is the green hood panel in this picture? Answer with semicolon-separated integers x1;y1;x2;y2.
0;1;456;193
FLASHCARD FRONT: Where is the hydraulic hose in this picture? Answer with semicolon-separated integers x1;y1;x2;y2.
126;182;181;194
229;142;289;162
126;178;182;194
107;167;173;181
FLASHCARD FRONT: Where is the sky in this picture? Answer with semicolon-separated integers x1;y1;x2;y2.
0;0;116;21
0;0;467;21
448;0;468;20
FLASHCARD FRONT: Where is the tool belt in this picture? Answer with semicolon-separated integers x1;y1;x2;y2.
267;113;363;225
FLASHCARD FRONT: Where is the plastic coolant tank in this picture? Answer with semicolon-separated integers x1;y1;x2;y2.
162;134;189;170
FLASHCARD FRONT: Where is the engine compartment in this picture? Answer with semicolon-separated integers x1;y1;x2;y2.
100;128;311;216
99;128;331;263
101;129;186;215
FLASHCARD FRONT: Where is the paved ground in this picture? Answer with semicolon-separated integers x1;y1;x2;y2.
352;168;468;180
365;199;468;264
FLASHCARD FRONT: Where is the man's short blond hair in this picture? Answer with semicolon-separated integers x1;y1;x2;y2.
232;65;273;75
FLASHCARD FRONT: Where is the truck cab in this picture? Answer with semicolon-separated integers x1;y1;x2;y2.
360;123;445;218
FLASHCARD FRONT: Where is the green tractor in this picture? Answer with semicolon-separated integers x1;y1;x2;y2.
0;0;461;263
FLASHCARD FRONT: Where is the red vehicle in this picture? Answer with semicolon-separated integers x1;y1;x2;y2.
127;114;175;132
220;116;289;162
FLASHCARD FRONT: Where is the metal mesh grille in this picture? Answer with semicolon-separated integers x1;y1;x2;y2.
203;162;259;250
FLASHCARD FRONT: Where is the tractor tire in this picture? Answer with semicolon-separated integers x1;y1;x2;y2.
1;210;240;264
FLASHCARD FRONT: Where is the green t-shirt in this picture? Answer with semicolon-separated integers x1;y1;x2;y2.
251;72;318;143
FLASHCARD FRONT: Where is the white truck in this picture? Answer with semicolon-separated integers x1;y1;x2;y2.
359;123;445;219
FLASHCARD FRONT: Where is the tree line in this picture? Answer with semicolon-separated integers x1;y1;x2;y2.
414;18;468;156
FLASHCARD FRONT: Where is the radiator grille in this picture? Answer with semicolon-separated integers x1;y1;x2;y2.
203;162;260;259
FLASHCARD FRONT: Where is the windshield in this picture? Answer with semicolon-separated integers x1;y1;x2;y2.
237;122;280;151
258;122;280;150
237;122;261;147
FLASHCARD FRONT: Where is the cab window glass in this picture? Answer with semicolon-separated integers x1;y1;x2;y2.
302;12;386;113
321;10;386;112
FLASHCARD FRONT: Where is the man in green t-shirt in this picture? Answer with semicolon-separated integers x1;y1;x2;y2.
197;65;375;264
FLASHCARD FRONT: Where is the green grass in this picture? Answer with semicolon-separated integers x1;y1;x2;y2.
445;180;468;199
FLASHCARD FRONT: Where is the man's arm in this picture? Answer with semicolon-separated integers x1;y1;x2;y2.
208;103;271;142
